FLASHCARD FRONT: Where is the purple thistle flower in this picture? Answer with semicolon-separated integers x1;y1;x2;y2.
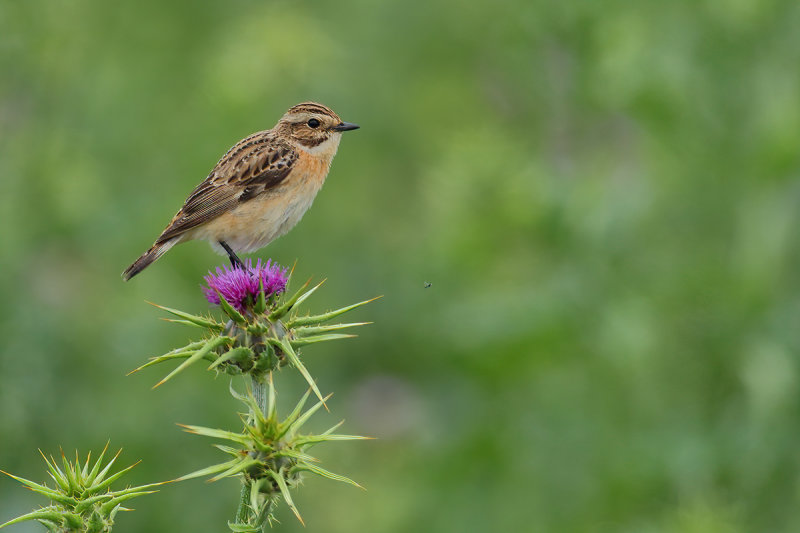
202;258;288;312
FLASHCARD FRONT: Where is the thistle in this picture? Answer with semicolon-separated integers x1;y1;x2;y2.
0;444;162;532
132;259;376;404
178;377;368;530
130;259;377;530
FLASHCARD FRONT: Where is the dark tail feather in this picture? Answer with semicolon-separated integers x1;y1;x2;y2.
122;240;177;281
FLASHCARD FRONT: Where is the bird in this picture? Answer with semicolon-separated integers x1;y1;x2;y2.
122;102;359;280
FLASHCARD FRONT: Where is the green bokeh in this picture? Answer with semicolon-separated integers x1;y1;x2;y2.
2;1;800;531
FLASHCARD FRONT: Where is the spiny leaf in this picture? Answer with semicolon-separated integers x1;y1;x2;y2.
212;444;241;456
128;350;198;375
294;434;373;447
228;521;261;533
253;276;267;315
160;318;206;328
178;424;250;445
99;490;158;515
290;334;357;347
153;336;232;388
175;459;241;482
272;449;318;463
0;470;74;505
286;296;381;328
276;389;312;440
287;393;333;438
81;450;92;480
269;278;312;320
293;322;371;337
146;302;223;330
266;373;277;422
209;458;260;482
83;461;141;496
293;462;364;489
268;470;304;526
292;278;326;309
208;346;254;370
86;442;110;485
60;450;78;493
38;450;69;492
216;291;247;324
0;509;64;529
94;448;122;485
270;339;326;409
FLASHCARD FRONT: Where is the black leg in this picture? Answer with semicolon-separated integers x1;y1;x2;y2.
219;241;245;269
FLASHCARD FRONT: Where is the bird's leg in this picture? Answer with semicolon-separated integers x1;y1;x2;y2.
219;241;245;269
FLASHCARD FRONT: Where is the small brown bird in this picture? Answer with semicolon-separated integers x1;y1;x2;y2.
123;102;359;280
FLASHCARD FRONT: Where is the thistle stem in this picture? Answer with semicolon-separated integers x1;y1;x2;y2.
236;480;251;525
251;375;268;414
233;375;268;529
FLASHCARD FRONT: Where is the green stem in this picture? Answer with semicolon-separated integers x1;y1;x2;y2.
251;375;268;414
232;376;268;529
236;480;251;525
259;498;275;533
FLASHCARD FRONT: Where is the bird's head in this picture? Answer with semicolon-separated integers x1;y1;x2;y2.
277;102;359;154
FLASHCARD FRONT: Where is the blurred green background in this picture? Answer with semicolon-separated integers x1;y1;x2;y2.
2;1;800;531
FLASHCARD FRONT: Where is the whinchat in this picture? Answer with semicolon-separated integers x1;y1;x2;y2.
122;102;359;280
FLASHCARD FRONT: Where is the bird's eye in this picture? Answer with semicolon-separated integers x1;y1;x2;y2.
307;118;320;128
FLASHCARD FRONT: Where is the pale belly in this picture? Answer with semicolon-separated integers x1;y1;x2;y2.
187;154;332;254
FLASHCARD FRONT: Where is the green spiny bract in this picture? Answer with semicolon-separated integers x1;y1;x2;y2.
177;377;368;529
131;277;377;404
0;445;162;532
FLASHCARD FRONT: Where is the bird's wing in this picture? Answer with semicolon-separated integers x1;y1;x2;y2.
155;133;298;244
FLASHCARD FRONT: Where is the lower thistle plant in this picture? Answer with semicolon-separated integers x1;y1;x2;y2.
131;259;376;531
0;444;163;532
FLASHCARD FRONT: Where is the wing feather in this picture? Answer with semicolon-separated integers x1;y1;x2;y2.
155;132;297;244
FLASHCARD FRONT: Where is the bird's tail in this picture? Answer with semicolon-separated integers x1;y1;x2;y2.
122;239;177;281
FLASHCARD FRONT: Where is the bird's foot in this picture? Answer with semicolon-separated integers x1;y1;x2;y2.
219;241;245;270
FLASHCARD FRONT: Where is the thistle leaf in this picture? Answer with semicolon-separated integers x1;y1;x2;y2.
272;448;318;463
253;276;267;315
286;296;381;328
209;458;260;482
175;458;241;482
294;434;372;447
208;346;253;370
83;461;140;496
290;334;357;347
286;393;333;439
160;318;206;328
270;339;326;408
60;450;78;493
276;389;311;440
216;292;247;324
292;278;326;309
146;302;223;331
129;350;199;375
178;424;250;445
38;451;69;492
0;509;65;529
268;278;312;320
0;470;74;505
94;448;122;484
153;336;231;388
99;490;158;515
268;470;304;526
86;442;110;485
266;373;277;422
293;462;364;489
228;521;261;533
293;322;371;337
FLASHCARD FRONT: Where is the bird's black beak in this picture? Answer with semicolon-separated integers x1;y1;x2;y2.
332;122;360;132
